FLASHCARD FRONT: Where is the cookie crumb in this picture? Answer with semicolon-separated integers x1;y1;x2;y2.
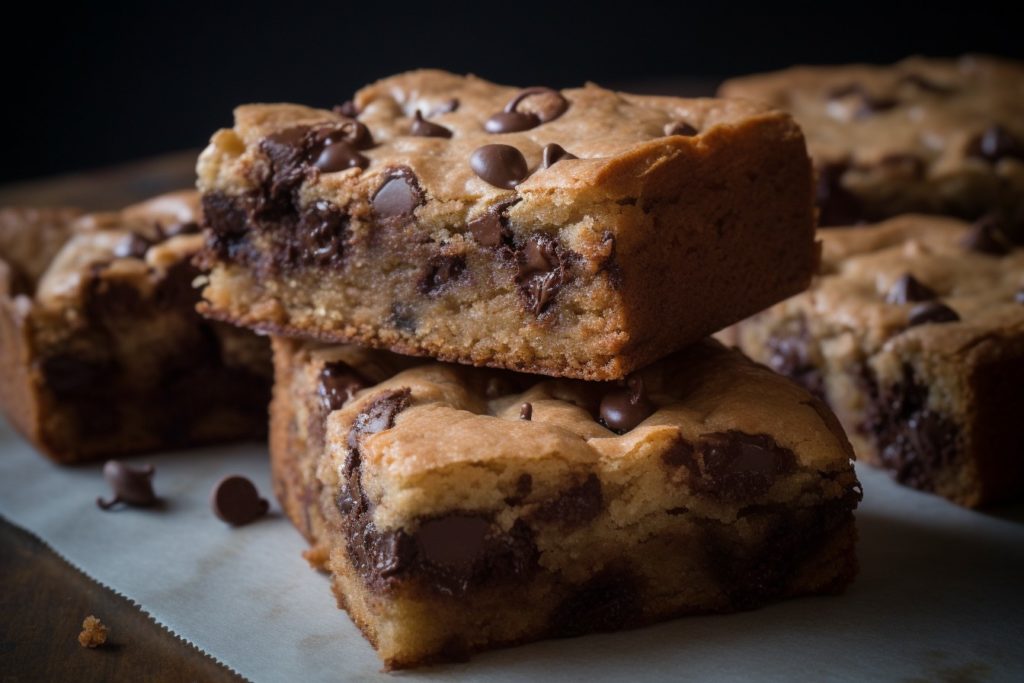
78;615;108;648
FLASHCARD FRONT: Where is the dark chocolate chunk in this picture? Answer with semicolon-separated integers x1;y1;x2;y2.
519;402;533;420
314;142;369;172
966;124;1024;163
333;100;359;117
661;437;696;469
470;144;529;189
515;234;569;315
429;98;459;116
961;215;1011;256
419;254;466;295
415;515;490;572
766;321;826;400
907;301;960;327
468;201;515;247
885;273;937;305
318;361;370;411
410;110;452;138
113;233;152;259
372;171;423;217
664;121;698;137
202;192;253;262
260;126;314;206
816;161;864;227
540;143;577;169
533;474;603;526
296;200;349;267
97;461;158;510
599;376;655;433
320;120;375;151
210;475;269;526
484;87;569;133
694;431;796;500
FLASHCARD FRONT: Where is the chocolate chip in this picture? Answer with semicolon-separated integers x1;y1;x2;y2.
540;143;577;169
319;361;370;411
966;124;1024;163
816;161;864;227
961;215;1011;255
907;301;960;327
429;98;459;116
550;570;639;637
97;461;158;510
664;121;698;137
484;87;569;133
346;388;413;450
468;201;515;247
372;171;422;217
210;475;269;526
519;402;532;420
321;120;375;150
695;431;796;499
898;74;955;94
520;236;555;275
515;234;568;315
314;142;369;172
161;220;200;238
410;110;452;138
113;233;152;259
661;437;696;469
886;273;937;304
470;144;529;189
419;254;466;295
333;100;359;117
599;376;655;434
415;515;490;571
533;474;602;526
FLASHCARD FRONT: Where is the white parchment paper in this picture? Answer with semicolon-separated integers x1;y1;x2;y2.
2;420;1022;682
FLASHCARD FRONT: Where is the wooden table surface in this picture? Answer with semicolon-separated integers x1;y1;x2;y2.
0;151;243;682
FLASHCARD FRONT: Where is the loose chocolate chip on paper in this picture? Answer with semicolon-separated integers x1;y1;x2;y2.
113;233;152;259
540;143;577;169
410;111;453;138
520;402;533;420
908;301;960;327
886;273;937;305
966;124;1024;163
372;171;423;217
319;361;370;411
211;475;269;526
470;144;530;189
664;121;698;137
961;215;1011;256
96;461;158;510
599;376;655;434
485;87;569;134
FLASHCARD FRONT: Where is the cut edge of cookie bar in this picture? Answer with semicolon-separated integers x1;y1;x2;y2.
728;215;1024;506
270;336;860;669
198;71;817;381
0;194;272;464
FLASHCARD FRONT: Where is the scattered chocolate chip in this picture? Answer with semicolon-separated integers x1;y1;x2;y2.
429;98;459;116
599;376;655;434
410;110;452;138
113;233;152;259
485;87;569;133
161;220;201;238
816;161;864;227
314;142;369;172
96;461;158;510
372;172;422;217
519;402;533;420
319;361;370;411
664;121;698;137
966;124;1024;163
419;254;466;295
961;215;1011;255
470;144;529;189
211;475;269;526
540;143;577;169
886;273;937;304
898;73;955;94
333;100;359;117
907;301;960;327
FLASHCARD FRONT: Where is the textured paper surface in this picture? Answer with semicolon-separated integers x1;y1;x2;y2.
1;420;1022;682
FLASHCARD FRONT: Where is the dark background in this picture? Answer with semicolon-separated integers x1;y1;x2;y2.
2;0;1019;184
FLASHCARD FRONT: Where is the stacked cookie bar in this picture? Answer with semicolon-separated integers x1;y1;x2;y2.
721;56;1024;506
195;70;862;667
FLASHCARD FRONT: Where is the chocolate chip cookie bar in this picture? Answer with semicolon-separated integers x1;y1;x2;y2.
270;336;860;669
0;192;271;463
197;69;818;380
720;55;1024;230
726;214;1024;506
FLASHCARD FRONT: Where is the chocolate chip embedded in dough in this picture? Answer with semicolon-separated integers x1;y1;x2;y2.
372;171;423;217
415;515;490;572
696;431;796;499
314;142;369;173
113;233;152;259
470;144;530;189
599;376;655;434
961;215;1011;256
318;361;370;411
966;124;1024;163
210;475;270;526
664;121;698;137
96;461;158;510
484;87;569;133
907;301;960;327
419;254;467;295
519;402;533;420
540;143;577;169
410;111;453;138
885;273;937;305
333;100;359;117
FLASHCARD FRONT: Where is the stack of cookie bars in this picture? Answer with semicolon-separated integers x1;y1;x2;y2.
192;70;862;667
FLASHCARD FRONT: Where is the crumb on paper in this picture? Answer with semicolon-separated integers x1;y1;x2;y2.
78;615;108;648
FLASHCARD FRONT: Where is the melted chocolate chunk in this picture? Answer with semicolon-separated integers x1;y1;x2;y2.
886;273;937;305
419;254;467;295
879;153;926;179
515;234;570;315
410;110;452;138
372;171;423;218
202;192;252;262
259;126;314;210
540;143;577;169
295;200;349;267
114;233;152;259
519;402;533;420
816;161;864;227
664;121;698;137
599;376;655;433
320;119;374;151
907;301;960;327
532;474;603;527
318;361;370;411
97;461;158;510
210;475;269;526
468;200;516;248
415;515;490;572
690;432;797;500
661;437;696;469
961;215;1011;255
484;87;569;134
549;570;640;637
314;142;369;172
966;124;1024;163
345;388;413;451
470;144;530;189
